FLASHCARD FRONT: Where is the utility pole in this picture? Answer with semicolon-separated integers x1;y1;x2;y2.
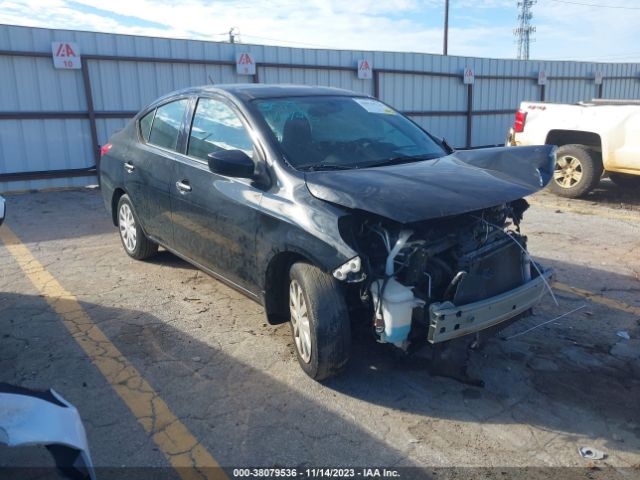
228;27;237;44
443;0;449;55
514;0;536;60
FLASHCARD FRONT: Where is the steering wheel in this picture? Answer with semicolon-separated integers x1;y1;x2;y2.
352;138;378;159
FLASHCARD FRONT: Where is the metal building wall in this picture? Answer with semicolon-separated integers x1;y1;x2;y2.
1;24;639;192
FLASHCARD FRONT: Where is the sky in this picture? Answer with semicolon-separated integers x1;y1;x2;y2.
1;0;639;62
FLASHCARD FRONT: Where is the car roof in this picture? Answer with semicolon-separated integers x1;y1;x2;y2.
163;84;367;103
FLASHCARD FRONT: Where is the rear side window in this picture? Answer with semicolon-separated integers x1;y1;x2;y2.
139;110;155;142
187;98;254;161
148;99;188;151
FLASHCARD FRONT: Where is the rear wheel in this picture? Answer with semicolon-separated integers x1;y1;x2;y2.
548;144;603;198
288;262;351;381
117;194;158;260
609;173;640;189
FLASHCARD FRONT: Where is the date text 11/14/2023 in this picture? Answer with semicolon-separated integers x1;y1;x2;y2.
232;468;401;478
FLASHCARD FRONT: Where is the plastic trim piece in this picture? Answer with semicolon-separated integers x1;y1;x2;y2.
0;384;95;480
428;269;554;343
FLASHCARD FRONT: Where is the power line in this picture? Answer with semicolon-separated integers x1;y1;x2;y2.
514;0;536;60
548;0;640;9
228;27;238;44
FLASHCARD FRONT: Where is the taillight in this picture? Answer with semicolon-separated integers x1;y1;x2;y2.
100;143;112;157
513;110;527;133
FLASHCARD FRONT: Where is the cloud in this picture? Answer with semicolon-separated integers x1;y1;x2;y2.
0;0;638;62
0;0;185;37
533;0;640;61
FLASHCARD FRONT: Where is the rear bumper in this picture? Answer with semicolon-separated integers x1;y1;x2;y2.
427;268;554;343
505;128;517;147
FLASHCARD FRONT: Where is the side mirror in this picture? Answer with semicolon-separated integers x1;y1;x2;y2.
440;137;454;153
207;150;255;179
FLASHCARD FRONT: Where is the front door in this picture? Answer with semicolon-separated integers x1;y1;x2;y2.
170;96;262;294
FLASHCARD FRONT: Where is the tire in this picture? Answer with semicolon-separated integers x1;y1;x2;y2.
609;173;640;189
288;262;351;381
116;194;158;260
548;144;603;198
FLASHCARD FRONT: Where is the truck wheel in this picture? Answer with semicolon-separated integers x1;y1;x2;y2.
549;144;603;198
288;262;351;381
117;194;158;260
609;173;640;189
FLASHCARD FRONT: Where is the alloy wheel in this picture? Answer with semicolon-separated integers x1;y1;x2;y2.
554;155;583;188
119;203;137;252
289;279;312;363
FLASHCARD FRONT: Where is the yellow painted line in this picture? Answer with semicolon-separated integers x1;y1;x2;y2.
528;198;640;223
554;281;640;316
0;226;226;480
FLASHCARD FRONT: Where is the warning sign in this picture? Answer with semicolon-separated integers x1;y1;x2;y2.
595;71;603;85
236;52;256;75
51;42;81;69
357;59;372;80
463;67;474;85
538;70;547;86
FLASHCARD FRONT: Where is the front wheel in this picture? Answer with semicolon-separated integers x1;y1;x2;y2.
288;262;351;381
117;194;158;260
548;144;603;198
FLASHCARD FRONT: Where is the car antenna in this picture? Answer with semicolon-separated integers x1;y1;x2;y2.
208;75;215;85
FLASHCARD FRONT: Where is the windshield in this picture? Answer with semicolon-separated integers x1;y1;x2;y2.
253;96;447;170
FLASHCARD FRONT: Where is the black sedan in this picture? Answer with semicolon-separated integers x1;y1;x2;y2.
100;84;555;380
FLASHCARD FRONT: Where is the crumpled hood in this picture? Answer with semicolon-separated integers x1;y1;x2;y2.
304;145;556;223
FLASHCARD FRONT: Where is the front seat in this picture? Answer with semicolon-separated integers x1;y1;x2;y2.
281;117;322;166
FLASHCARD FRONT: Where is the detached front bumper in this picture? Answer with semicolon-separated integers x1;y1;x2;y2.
427;269;554;343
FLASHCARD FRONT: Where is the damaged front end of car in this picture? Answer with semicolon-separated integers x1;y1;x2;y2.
337;200;553;350
313;145;557;352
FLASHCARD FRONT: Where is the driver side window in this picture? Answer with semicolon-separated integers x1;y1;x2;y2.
187;98;254;161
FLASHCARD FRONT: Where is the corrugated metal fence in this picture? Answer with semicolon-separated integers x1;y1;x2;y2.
1;24;639;192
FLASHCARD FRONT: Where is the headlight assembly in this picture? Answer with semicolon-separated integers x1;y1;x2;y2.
332;256;366;282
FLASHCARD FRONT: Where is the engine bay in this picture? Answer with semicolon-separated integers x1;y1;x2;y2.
340;199;541;349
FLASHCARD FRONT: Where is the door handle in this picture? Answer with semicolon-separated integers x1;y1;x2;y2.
176;180;192;193
124;162;135;173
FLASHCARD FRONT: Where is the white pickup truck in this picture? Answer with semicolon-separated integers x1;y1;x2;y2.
506;99;640;197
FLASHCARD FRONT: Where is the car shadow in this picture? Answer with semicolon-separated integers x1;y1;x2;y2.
323;258;640;456
90;249;640;459
146;250;197;270
535;178;640;210
2;269;639;477
587;179;640;207
0;292;419;476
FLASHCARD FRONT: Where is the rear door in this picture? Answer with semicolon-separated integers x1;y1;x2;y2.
170;95;263;294
125;97;190;245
